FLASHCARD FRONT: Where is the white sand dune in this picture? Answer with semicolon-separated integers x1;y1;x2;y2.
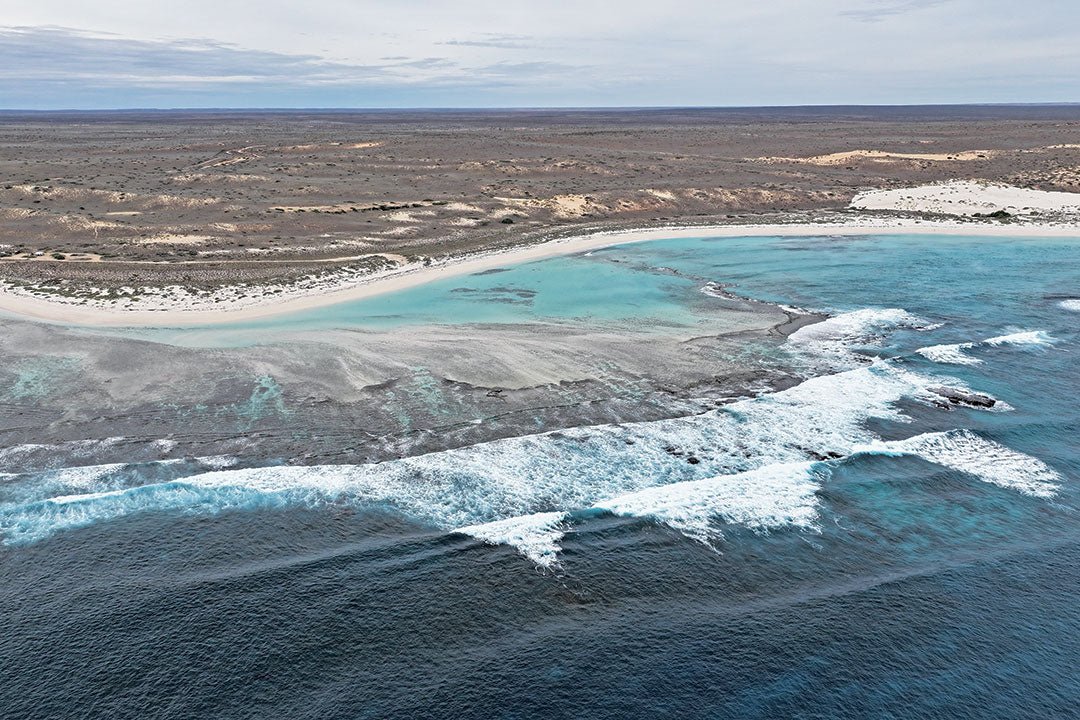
851;181;1080;216
757;149;996;165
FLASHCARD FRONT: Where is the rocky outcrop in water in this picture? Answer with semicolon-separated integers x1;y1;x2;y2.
929;386;997;409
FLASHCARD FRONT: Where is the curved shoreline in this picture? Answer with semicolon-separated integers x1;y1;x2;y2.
1;218;1078;327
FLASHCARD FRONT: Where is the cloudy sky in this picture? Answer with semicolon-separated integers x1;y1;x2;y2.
2;1;1077;108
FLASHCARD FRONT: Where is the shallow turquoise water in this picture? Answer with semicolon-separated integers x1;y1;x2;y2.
116;233;1080;348
123;250;712;346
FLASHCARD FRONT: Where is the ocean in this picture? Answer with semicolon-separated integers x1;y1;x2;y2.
2;232;1078;718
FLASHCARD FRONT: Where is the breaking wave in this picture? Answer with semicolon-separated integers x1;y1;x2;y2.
787;308;938;369
917;330;1056;366
0;306;1059;566
0;456;241;507
593;461;825;546
854;430;1062;498
457;512;570;568
984;330;1056;347
917;343;981;366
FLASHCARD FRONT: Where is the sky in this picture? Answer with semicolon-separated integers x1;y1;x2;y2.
1;0;1077;109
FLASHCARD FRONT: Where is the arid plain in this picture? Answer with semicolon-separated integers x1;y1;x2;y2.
2;106;1079;304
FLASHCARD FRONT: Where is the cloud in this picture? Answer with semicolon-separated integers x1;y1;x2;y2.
0;1;1077;108
0;26;562;90
0;26;383;86
840;0;952;22
0;24;594;107
439;34;536;50
393;57;457;70
474;61;585;78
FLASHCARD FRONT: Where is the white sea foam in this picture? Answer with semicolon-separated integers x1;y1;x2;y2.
983;330;1056;347
593;462;823;545
0;463;127;507
47;487;132;505
456;512;569;568
152;438;178;454
0;436;132;470
699;282;728;298
916;330;1055;366
788;308;936;369
855;430;1061;498
0;443;50;463
195;455;241;471
0;456;242;508
916;343;981;366
36;463;129;490
1060;299;1080;312
789;308;927;346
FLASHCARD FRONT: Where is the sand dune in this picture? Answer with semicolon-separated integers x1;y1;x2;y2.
758;149;995;165
851;181;1080;216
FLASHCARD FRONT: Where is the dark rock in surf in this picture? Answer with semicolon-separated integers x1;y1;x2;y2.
929;386;997;409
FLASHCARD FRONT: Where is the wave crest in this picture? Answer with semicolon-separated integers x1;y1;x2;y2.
917;330;1056;366
855;430;1061;498
456;512;569;568
789;308;937;369
593;461;824;546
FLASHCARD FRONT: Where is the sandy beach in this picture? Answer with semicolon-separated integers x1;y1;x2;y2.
1;214;1079;327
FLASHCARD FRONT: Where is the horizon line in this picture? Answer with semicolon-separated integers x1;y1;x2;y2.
2;102;1080;113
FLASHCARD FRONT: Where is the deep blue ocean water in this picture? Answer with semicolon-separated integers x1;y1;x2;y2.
2;233;1079;719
